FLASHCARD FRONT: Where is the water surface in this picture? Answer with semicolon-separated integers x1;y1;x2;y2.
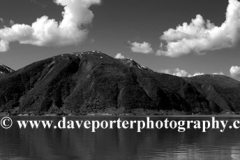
0;116;240;160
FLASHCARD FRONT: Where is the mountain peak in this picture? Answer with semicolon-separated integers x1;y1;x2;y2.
119;58;152;71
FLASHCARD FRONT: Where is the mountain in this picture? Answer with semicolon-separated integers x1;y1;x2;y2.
0;64;14;75
0;51;238;115
185;75;240;113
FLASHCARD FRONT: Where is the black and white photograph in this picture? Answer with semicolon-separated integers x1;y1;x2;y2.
0;0;240;159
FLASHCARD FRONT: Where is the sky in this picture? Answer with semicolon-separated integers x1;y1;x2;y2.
0;0;240;80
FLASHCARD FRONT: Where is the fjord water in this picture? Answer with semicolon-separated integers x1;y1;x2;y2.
0;117;240;160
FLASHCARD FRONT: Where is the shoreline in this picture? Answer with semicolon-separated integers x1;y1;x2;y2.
0;111;238;117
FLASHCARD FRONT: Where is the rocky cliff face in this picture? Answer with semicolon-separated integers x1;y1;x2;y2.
0;51;239;115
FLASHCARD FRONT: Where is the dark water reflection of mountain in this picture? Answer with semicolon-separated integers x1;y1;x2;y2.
0;117;240;160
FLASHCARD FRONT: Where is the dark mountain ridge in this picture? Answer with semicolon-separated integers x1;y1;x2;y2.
0;64;14;75
0;51;239;115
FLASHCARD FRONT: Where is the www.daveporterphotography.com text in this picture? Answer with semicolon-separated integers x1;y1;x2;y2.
1;117;239;133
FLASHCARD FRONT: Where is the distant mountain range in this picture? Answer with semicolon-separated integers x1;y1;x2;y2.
0;51;239;115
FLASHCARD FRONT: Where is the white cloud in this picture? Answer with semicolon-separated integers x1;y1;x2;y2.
157;0;240;57
190;72;205;77
115;53;125;59
212;72;224;75
0;0;101;52
0;40;9;52
9;20;14;26
230;66;240;77
161;68;224;77
129;41;153;54
162;68;189;77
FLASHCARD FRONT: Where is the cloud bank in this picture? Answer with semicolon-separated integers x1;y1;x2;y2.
0;0;101;52
161;68;224;77
115;53;125;59
230;66;240;77
129;41;153;54
157;0;240;57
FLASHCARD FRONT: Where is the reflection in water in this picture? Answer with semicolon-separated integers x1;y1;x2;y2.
0;117;240;160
